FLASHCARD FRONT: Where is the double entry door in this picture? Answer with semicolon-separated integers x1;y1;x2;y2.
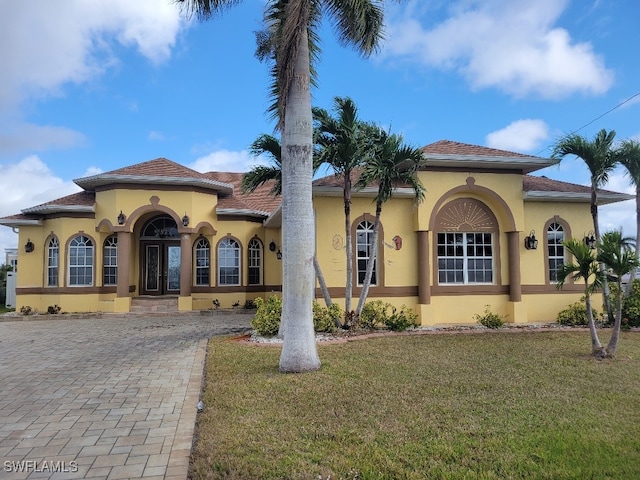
141;241;181;295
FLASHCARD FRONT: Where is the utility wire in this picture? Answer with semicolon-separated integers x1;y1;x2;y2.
537;90;640;155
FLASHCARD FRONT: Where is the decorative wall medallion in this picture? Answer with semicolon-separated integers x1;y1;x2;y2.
332;234;344;250
392;235;402;250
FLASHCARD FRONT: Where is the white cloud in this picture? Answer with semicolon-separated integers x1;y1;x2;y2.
486;119;550;152
383;0;613;99
148;131;165;141
0;157;82;259
190;150;269;173
0;122;86;153
0;0;185;112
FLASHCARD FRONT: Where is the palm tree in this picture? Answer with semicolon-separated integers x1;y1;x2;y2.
617;139;640;293
597;230;640;357
179;0;386;373
354;128;425;317
242;133;333;318
313;97;374;321
556;238;606;357
552;129;619;323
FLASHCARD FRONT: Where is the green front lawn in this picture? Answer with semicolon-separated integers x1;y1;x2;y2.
190;331;640;479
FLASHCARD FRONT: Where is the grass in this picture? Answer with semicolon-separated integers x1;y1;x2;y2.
0;306;14;314
190;330;640;479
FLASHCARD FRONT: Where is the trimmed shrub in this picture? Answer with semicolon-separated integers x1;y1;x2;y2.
312;301;339;333
251;296;282;337
243;298;257;310
385;305;419;332
358;300;390;330
474;305;506;329
556;300;594;326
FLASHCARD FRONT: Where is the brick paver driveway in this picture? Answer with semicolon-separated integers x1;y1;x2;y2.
0;312;251;479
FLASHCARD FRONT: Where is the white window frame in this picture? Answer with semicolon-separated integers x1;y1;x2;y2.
68;235;94;287
218;238;240;286
437;232;494;285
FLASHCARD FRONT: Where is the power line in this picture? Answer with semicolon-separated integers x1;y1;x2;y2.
537;90;640;155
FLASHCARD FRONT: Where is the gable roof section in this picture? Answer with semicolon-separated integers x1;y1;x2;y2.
74;158;234;194
523;175;633;204
0;191;95;226
421;140;557;174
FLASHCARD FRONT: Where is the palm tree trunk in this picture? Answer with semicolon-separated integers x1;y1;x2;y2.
593;185;615;324
625;186;640;297
606;281;624;357
313;255;332;308
585;292;605;357
344;175;353;322
355;203;382;317
279;26;320;373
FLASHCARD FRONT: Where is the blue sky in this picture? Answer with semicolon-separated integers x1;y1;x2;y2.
1;0;639;259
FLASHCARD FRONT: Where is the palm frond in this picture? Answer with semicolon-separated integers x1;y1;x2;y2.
176;0;242;20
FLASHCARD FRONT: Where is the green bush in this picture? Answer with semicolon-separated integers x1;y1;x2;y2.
620;280;640;327
251;296;341;336
313;301;339;333
385;305;419;332
556;300;595;326
243;298;257;310
474;305;506;329
358;300;390;330
251;296;282;337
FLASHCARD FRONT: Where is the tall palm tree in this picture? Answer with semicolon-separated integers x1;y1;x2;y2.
552;129;619;322
556;238;605;357
354;128;425;317
313;97;374;320
617;139;640;294
597;230;640;357
179;0;386;373
242;133;333;317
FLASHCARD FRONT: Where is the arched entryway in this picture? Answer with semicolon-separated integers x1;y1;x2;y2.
140;215;181;295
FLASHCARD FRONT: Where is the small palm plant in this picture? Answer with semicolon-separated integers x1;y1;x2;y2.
556;238;606;357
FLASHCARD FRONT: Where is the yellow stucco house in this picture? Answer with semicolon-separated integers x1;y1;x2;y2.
1;140;632;324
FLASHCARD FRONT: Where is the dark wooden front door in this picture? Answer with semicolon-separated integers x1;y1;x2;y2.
141;241;181;296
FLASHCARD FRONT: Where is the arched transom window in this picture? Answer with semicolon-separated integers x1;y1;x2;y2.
356;220;377;286
248;238;262;285
69;235;94;286
435;198;497;285
47;237;59;287
218;238;240;286
547;222;565;282
195;237;210;286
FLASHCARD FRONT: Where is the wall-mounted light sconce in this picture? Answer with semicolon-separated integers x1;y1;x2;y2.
584;230;596;249
276;249;282;260
24;239;34;253
117;210;126;225
524;230;538;250
182;213;190;227
269;241;276;252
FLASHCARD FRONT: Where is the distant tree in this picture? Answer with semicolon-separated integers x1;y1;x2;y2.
354;128;425;317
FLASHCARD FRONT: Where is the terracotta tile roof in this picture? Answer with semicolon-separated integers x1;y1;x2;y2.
203;172;281;215
312;168;413;190
102;158;209;179
421;139;538;158
21;191;95;214
523;175;589;193
523;175;632;204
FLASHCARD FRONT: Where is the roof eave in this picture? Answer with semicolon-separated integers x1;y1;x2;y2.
216;208;271;218
0;218;43;227
74;174;234;194
424;155;558;174
21;205;95;215
263;204;282;229
524;191;634;204
312;186;418;198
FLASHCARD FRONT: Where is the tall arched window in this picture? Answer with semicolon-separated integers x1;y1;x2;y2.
47;237;59;287
103;236;118;286
547;222;565;282
218;238;240;286
195;237;210;286
69;235;94;286
248;238;262;285
356;220;377;285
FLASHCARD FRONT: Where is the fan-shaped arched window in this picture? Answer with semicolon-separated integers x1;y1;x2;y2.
356;220;377;286
141;216;179;239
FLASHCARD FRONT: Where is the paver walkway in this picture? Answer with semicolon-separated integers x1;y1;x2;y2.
0;312;252;479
